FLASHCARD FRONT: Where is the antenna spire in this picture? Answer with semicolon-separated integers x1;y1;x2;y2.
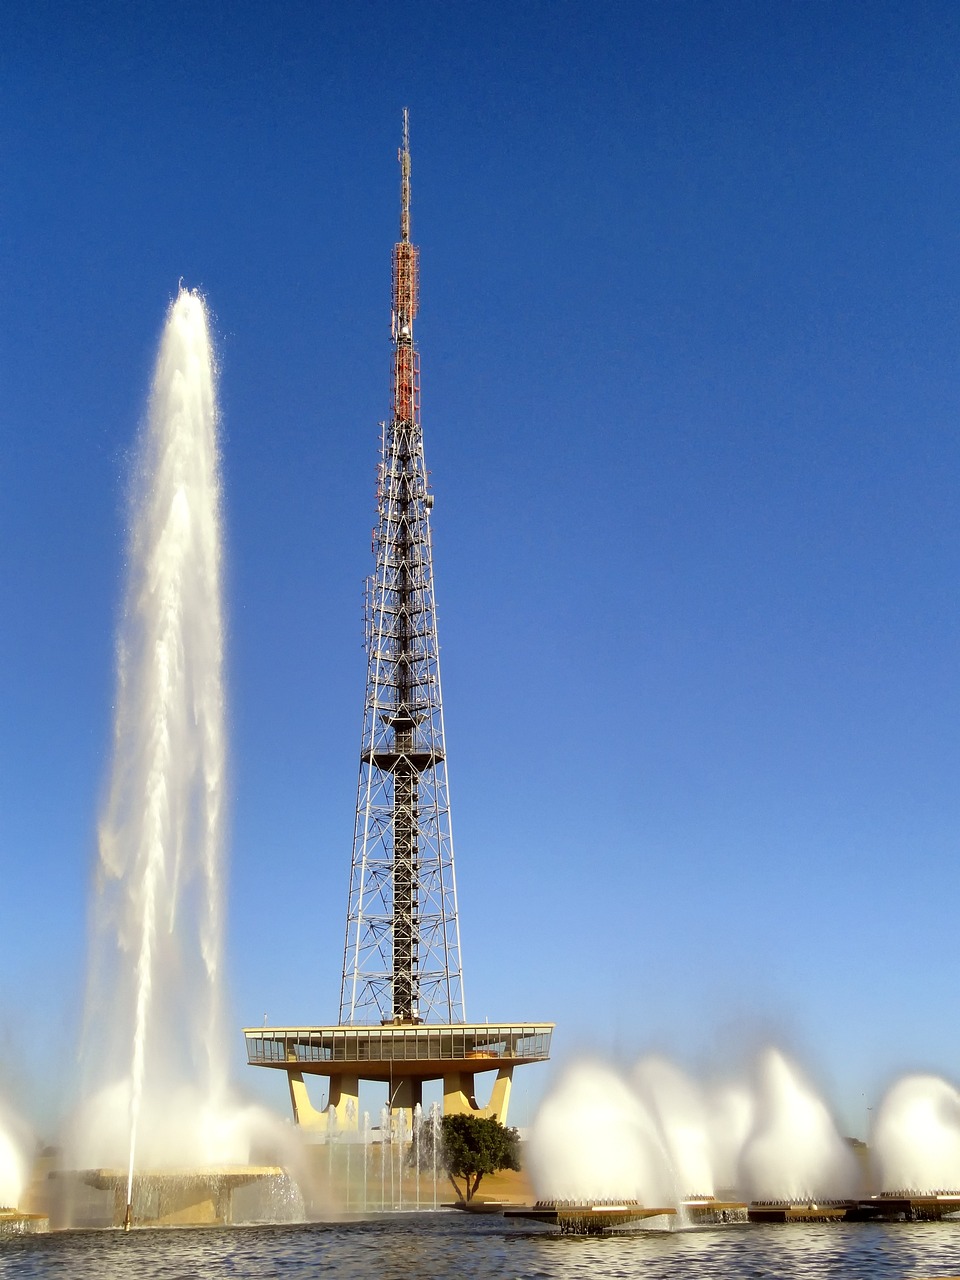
391;110;419;417
400;107;412;244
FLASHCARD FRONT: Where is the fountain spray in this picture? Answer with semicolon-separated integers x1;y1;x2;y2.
84;287;227;1206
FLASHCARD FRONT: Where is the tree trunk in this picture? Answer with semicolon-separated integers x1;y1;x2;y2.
447;1174;465;1203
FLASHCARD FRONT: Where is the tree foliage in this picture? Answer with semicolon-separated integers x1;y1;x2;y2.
440;1114;521;1202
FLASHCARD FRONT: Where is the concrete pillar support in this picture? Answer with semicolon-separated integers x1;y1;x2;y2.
442;1066;514;1124
389;1078;423;1132
286;1071;360;1131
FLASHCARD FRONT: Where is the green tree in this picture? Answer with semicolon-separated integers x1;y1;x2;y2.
440;1114;521;1203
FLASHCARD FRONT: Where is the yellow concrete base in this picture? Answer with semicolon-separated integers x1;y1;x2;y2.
288;1069;359;1131
289;1062;515;1133
48;1166;286;1229
443;1066;513;1123
0;1210;48;1235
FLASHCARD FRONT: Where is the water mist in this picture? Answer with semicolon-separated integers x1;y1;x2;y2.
0;1104;31;1211
529;1046;861;1211
73;290;237;1186
737;1048;858;1202
872;1075;960;1195
526;1059;675;1205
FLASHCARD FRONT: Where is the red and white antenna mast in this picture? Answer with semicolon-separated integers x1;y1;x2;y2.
392;107;420;425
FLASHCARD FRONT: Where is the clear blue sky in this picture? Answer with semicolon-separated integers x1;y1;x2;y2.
2;0;960;1138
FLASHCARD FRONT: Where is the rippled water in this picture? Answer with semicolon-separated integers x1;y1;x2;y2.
2;1213;960;1279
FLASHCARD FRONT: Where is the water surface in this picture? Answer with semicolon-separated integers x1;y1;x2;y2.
3;1212;960;1279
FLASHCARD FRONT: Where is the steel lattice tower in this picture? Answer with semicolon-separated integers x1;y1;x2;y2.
243;115;552;1130
339;110;465;1027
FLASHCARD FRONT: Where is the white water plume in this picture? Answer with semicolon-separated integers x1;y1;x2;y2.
72;289;241;1177
633;1056;715;1199
705;1082;753;1192
529;1046;860;1208
871;1075;960;1195
737;1048;858;1202
0;1104;30;1210
526;1060;674;1205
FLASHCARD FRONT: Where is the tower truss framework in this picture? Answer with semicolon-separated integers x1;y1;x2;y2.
244;113;551;1131
339;109;464;1027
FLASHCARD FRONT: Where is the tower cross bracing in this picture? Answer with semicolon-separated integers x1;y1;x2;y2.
340;108;464;1027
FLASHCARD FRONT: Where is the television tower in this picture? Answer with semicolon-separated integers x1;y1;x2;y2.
244;114;551;1130
340;108;464;1026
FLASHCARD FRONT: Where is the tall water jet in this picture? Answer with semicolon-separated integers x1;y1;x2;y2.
71;289;242;1211
872;1075;960;1195
633;1056;714;1200
0;1104;30;1211
527;1060;674;1205
705;1082;753;1193
738;1048;859;1202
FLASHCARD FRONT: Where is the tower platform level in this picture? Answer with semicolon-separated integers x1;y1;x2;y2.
245;1022;553;1130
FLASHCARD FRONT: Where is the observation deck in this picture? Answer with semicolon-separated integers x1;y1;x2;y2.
243;1022;554;1131
245;1022;552;1079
